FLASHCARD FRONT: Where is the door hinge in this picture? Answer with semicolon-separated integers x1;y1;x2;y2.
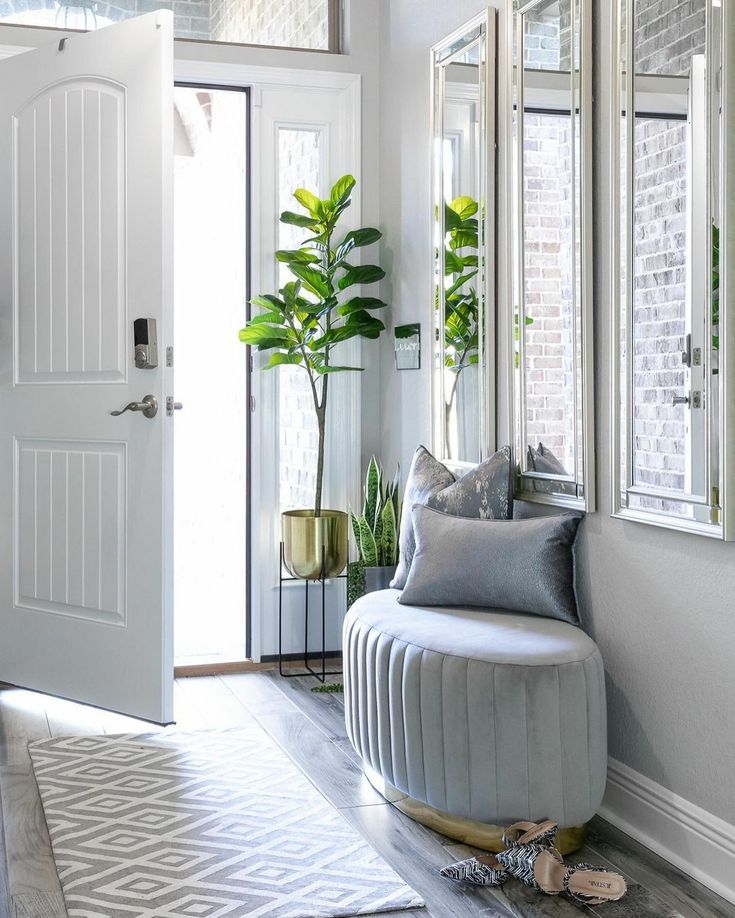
250;395;256;412
166;346;174;368
711;486;721;525
249;354;254;373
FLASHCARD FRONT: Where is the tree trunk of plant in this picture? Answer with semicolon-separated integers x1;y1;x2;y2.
314;374;329;517
315;406;326;517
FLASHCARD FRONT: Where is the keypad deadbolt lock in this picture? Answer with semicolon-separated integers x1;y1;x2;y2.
134;318;158;369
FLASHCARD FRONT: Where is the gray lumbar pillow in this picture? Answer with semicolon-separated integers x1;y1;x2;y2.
398;505;583;624
390;445;513;590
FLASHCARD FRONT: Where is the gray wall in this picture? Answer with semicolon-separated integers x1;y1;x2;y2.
376;0;735;823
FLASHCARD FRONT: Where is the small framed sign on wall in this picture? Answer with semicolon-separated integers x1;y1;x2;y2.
394;323;421;370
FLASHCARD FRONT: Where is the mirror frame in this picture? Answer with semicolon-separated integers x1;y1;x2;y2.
431;8;497;470
609;0;735;539
508;0;595;511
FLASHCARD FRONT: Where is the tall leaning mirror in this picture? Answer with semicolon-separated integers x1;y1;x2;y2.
611;0;733;537
510;0;594;509
432;10;496;467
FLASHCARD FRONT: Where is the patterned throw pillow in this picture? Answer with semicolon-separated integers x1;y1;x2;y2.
390;446;455;590
390;445;513;590
428;446;513;519
527;442;568;476
527;442;576;496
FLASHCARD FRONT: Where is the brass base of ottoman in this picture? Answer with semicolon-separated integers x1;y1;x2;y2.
364;765;587;855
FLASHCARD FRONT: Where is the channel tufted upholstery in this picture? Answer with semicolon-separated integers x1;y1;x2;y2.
343;589;607;829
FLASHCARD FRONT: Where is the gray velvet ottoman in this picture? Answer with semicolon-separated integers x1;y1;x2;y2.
343;589;607;854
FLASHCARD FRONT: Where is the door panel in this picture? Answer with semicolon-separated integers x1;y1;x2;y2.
0;13;174;722
15;79;127;384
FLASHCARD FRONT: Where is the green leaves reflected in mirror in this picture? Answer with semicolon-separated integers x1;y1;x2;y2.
239;174;389;515
441;195;480;416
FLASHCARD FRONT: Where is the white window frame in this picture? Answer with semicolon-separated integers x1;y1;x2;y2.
608;0;735;539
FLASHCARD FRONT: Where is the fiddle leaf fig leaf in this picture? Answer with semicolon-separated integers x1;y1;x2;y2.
343;227;382;248
238;324;291;345
289;265;331;299
330;174;356;208
449;195;479;219
275;249;320;264
337;264;386;290
250;294;286;313
338;296;389;316
280;210;320;229
265;352;303;369
293;187;324;218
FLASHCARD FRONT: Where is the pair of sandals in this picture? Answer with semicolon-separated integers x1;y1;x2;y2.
440;820;627;906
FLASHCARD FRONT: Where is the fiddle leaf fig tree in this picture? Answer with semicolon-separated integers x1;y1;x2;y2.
239;174;388;517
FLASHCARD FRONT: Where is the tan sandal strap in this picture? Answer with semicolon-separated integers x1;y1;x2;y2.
503;819;558;846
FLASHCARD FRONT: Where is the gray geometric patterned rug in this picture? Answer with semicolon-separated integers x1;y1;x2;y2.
29;726;424;918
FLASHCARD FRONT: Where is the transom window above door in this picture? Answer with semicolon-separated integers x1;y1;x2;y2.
0;0;340;51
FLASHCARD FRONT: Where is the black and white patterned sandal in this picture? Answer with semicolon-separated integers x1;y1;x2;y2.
440;853;507;886
497;843;627;905
440;819;558;888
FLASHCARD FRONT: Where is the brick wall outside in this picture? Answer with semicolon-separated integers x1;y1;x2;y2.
210;0;328;48
518;0;705;495
520;5;577;477
629;0;706;502
0;0;330;45
522;111;576;473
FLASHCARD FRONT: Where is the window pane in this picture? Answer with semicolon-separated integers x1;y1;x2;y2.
627;0;709;514
277;128;322;514
0;0;333;49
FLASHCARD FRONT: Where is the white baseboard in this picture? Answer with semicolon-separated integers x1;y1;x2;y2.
599;757;735;906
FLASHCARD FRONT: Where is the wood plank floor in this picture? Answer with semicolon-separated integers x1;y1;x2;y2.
0;673;732;918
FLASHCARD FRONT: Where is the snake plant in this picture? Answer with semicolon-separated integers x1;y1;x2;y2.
350;456;402;567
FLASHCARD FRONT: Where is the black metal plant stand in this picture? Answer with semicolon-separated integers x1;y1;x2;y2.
277;542;345;683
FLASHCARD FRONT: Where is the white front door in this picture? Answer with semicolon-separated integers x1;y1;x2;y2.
0;13;174;722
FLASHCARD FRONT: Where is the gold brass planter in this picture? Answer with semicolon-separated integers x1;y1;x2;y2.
282;510;349;580
363;765;587;855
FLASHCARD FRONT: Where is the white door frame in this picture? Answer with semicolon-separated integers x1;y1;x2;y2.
174;60;362;663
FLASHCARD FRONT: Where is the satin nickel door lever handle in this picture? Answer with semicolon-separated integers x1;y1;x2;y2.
111;394;158;418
